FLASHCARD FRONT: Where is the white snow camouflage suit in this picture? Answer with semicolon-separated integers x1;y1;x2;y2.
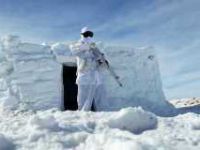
70;37;107;111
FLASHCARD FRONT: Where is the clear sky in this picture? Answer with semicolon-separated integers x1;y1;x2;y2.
0;0;199;99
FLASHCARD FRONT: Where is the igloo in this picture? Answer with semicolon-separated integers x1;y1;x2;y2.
0;35;174;115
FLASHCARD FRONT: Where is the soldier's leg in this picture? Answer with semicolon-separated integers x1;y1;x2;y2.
77;84;96;111
93;84;107;111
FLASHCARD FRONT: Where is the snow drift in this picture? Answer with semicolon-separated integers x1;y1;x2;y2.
0;107;157;150
0;35;174;115
0;105;199;150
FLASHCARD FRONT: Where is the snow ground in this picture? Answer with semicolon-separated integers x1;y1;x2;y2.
0;105;199;150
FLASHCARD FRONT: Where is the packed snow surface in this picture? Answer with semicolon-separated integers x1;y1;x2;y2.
0;107;157;150
0;105;200;150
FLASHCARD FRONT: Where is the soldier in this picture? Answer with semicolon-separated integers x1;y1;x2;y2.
70;27;107;111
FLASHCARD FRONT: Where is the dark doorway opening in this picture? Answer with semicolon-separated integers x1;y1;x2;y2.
62;65;78;110
62;64;96;111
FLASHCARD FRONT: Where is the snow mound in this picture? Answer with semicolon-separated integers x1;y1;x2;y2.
105;107;157;133
181;113;200;130
0;134;15;150
191;119;200;130
28;115;61;131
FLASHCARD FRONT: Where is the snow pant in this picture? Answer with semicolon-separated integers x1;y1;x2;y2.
77;84;106;111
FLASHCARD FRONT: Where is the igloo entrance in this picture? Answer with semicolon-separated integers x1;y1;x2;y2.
61;64;96;111
62;65;78;110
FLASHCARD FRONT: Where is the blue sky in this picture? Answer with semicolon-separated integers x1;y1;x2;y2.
0;0;199;99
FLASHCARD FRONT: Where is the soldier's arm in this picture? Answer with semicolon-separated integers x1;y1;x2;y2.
70;43;91;58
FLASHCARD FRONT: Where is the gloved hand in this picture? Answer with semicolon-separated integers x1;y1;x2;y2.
90;43;96;48
97;59;103;64
97;59;109;65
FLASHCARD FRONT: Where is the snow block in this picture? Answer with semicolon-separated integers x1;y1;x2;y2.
102;45;175;115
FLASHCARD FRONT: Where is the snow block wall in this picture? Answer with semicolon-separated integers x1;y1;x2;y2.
102;45;174;115
0;35;61;110
0;35;174;115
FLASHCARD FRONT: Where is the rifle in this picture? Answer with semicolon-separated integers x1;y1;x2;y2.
89;43;123;87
